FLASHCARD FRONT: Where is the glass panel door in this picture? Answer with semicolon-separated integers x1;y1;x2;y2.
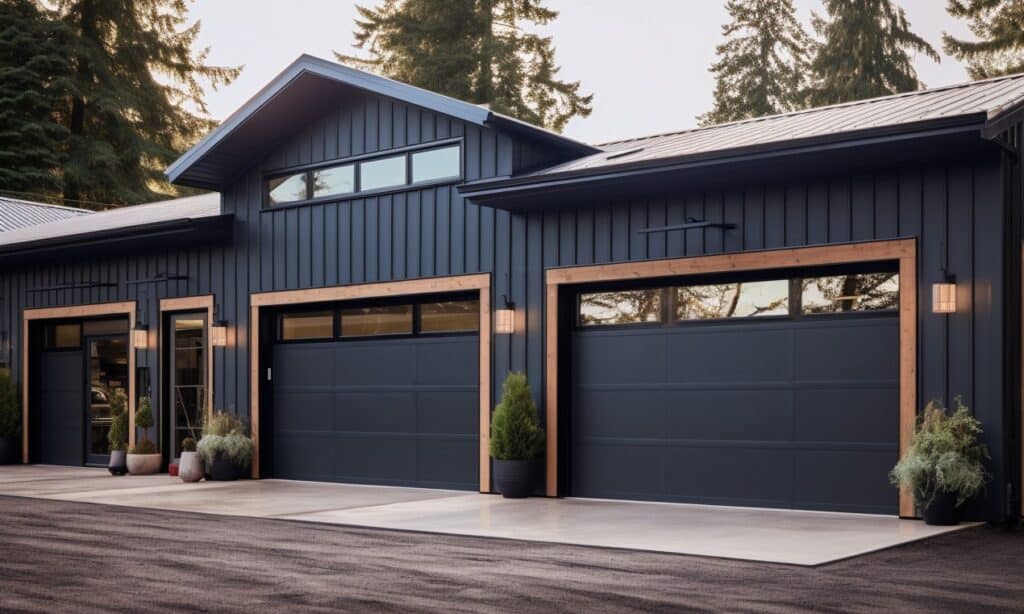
170;314;207;459
85;335;129;465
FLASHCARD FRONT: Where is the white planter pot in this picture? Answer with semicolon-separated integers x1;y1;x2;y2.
178;451;204;483
126;453;162;475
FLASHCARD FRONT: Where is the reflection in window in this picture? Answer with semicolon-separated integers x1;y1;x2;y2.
267;172;307;205
359;155;406;191
341;304;413;336
312;164;354;199
44;323;82;349
677;280;789;320
801;273;899;314
421;300;479;333
579;290;661;326
412;145;460;183
280;312;334;340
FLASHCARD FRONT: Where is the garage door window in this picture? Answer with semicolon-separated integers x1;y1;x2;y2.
676;280;789;320
280;312;334;340
341;304;414;337
579;289;661;326
801;273;899;314
420;300;479;333
43;323;82;349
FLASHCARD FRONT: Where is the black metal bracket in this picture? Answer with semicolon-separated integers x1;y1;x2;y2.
125;273;189;285
27;282;118;293
636;217;737;233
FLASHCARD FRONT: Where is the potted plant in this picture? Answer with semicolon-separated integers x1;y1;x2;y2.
890;398;989;525
178;436;204;482
197;411;253;481
0;371;20;465
126;395;161;475
489;372;545;498
107;390;128;475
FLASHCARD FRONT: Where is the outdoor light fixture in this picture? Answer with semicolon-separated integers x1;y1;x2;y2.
932;278;957;314
209;320;229;347
131;325;149;350
495;296;515;335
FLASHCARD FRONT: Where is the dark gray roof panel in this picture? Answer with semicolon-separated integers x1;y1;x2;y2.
166;55;597;189
0;192;220;248
525;72;1024;179
0;197;91;232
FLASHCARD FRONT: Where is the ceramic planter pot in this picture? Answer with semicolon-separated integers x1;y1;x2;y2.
492;458;538;498
126;453;162;475
178;451;204;483
207;452;246;481
0;436;20;465
108;450;128;476
920;490;959;526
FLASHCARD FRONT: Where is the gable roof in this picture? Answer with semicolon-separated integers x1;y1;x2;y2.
0;196;91;232
167;55;598;190
461;72;1024;200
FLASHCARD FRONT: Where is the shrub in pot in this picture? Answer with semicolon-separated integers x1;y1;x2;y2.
889;398;989;525
126;396;161;475
178;436;204;483
489;372;545;498
107;390;128;476
0;371;20;465
197;411;253;481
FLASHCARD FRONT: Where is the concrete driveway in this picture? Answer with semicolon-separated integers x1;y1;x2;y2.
0;465;969;566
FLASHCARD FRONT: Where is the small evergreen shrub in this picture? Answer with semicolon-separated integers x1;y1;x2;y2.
107;390;128;452
181;436;196;452
129;395;158;455
0;371;19;439
890;397;990;507
489;372;545;461
197;410;253;467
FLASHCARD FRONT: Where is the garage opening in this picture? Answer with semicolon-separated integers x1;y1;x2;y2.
264;293;480;490
568;265;900;514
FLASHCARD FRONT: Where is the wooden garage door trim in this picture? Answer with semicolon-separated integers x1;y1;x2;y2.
250;273;492;491
22;301;137;463
545;238;917;517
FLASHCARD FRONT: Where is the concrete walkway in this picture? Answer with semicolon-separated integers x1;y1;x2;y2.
0;465;970;566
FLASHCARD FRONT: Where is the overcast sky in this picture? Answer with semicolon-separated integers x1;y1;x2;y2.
189;0;974;145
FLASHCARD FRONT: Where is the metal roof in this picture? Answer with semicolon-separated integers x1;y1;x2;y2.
464;72;1024;193
0;197;91;232
166;55;598;190
0;192;220;249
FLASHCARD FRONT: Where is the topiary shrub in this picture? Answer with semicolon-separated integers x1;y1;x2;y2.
0;371;19;439
489;372;545;461
181;436;196;452
129;395;157;454
107;390;128;452
890;397;990;508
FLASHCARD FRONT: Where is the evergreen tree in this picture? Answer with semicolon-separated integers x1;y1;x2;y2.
337;0;592;132
699;0;811;126
808;0;940;106
51;0;240;206
0;0;70;200
944;0;1024;79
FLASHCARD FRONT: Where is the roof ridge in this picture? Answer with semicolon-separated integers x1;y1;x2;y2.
595;71;1024;147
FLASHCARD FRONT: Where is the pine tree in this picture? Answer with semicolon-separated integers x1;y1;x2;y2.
808;0;940;106
944;0;1024;79
337;0;592;133
0;0;70;200
51;0;240;206
699;0;811;126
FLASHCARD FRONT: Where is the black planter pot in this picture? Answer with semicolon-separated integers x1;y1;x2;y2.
207;453;249;481
0;436;19;465
493;458;538;498
108;450;127;476
921;490;959;526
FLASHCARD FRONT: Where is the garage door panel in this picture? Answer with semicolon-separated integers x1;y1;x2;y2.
417;438;478;487
275;345;335;385
37;351;84;466
573;389;666;439
794;387;898;443
275;391;335;431
330;392;416;432
794;320;898;380
415;390;477;434
793;449;898;513
572;444;663;498
662;389;795;440
665;327;794;383
662;447;793;506
333;342;418;386
416;339;478;385
336;436;418;483
273;433;337;481
574;333;667;385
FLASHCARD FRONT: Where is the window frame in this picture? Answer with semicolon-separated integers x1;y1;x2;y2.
262;138;464;211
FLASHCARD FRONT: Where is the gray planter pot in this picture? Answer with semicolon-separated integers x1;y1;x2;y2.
492;458;538;498
0;435;19;465
178;451;204;483
126;453;162;475
108;450;127;476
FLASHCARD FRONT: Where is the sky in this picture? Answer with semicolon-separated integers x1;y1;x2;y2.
188;0;974;145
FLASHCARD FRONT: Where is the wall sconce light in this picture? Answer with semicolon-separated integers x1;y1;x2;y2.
131;325;149;350
495;296;515;335
209;320;229;347
932;277;957;314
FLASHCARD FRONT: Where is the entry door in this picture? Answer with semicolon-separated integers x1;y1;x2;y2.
85;335;129;465
168;313;207;459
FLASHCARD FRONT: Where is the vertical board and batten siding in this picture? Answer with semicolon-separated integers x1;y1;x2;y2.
0;85;1012;518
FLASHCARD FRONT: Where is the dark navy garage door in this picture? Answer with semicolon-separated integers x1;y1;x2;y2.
571;271;900;514
270;298;480;490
